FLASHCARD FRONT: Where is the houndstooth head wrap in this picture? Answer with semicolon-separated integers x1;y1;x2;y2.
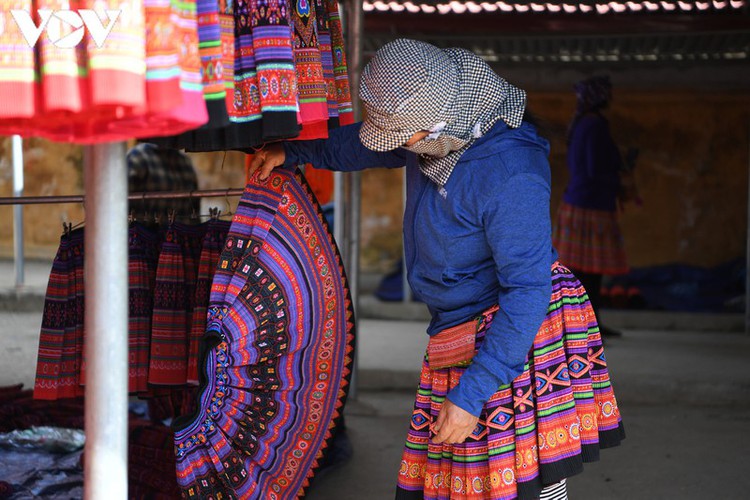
359;38;527;187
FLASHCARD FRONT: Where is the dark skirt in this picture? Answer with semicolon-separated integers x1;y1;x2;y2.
34;228;85;400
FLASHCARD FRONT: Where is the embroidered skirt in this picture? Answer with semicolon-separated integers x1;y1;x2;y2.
396;262;625;500
34;228;85;400
149;222;208;386
173;168;354;499
552;201;629;276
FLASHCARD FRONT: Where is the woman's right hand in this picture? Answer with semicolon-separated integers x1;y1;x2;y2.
247;143;286;180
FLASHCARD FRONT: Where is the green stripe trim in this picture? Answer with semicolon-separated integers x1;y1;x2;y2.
533;340;564;356
487;443;516;456
537;400;576;417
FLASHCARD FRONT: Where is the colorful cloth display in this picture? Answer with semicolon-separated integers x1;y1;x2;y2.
148;0;353;151
173;168;354;499
0;0;206;143
0;0;351;146
33;219;230;399
396;263;625;500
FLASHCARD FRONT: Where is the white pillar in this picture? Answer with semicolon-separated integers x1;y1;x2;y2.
12;135;24;288
83;142;129;499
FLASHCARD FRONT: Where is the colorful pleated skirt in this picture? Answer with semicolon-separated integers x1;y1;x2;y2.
188;219;231;385
396;262;625;500
34;229;85;400
552;201;629;276
173;168;354;499
126;223;162;393
149;222;208;386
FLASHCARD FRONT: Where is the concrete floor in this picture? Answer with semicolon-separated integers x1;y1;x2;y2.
2;259;750;498
306;393;750;500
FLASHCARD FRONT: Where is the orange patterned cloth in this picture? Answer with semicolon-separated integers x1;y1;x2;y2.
0;0;207;143
553;201;629;275
396;263;625;500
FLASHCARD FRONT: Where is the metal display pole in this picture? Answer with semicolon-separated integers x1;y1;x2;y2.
746;120;750;335
334;171;345;249
82;143;129;499
402;168;411;303
342;0;363;399
12;135;24;288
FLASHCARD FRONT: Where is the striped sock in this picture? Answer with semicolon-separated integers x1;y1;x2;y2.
540;479;568;500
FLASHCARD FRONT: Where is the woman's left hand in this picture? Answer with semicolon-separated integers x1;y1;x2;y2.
432;399;479;445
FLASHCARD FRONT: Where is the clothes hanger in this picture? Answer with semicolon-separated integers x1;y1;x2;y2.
221;189;235;219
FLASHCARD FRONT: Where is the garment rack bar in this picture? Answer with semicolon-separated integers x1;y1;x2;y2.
0;188;245;206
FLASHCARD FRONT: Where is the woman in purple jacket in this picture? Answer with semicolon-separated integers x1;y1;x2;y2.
250;39;624;500
553;76;630;339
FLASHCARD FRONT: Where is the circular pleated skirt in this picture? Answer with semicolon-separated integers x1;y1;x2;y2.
396;262;625;500
172;168;354;499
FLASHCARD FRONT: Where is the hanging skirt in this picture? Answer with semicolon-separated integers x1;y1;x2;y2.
149;222;208;386
127;223;162;394
34;230;73;400
173;168;354;499
188;219;231;385
552;202;629;276
396;262;625;500
34;228;86;400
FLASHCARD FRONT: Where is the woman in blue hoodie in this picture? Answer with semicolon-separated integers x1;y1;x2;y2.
249;39;624;500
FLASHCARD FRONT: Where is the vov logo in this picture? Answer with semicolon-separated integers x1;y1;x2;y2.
11;9;121;49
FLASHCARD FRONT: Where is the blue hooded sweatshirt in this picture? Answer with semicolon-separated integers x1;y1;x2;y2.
283;120;557;416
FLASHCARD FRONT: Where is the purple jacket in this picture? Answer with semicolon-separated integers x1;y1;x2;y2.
563;113;622;212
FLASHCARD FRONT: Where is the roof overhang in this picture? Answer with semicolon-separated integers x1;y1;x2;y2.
361;1;750;71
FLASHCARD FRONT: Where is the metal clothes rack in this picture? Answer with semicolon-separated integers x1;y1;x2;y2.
0;187;245;206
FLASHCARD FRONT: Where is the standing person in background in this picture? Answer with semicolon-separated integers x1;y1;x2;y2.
250;39;625;499
553;75;632;339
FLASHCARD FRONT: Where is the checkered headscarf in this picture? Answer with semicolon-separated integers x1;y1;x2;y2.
360;39;527;187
